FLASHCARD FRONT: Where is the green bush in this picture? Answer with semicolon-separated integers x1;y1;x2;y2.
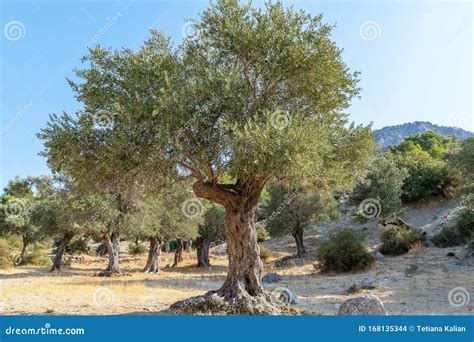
23;243;51;266
432;227;465;247
380;225;425;255
259;246;273;261
454;208;474;241
65;238;90;255
129;242;148;255
256;223;270;243
0;238;14;269
317;229;375;273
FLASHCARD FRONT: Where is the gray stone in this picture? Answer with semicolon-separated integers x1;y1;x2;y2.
374;251;385;261
262;272;282;283
271;287;300;305
338;295;387;315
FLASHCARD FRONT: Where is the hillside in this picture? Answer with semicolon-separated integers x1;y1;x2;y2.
374;121;473;148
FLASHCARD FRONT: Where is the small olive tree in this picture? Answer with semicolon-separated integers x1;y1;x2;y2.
196;203;225;267
262;183;339;257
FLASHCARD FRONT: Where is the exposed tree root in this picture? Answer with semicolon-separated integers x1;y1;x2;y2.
164;288;298;315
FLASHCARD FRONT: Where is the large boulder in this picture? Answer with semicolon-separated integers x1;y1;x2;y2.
338;295;387;315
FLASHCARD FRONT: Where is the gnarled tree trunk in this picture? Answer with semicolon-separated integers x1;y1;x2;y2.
16;235;30;265
184;239;193;252
100;231;121;276
143;236;162;273
292;223;306;258
196;237;211;267
51;231;74;272
163;240;170;253
172;239;183;267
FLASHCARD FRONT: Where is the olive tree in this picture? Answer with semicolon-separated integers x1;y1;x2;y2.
262;183;339;257
40;0;375;313
196;203;225;267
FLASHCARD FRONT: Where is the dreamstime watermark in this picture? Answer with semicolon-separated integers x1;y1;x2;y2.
271;287;298;305
359;21;382;41
260;190;298;227
0;100;33;136
358;198;382;219
181;21;197;39
92;287;116;307
92;110;115;129
5;323;85;336
181;198;204;219
439;193;473;228
448;111;472;131
447;287;470;308
4;20;26;41
269;109;291;130
86;12;122;48
3;198;28;217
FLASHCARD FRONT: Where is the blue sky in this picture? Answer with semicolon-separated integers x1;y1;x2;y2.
0;0;472;189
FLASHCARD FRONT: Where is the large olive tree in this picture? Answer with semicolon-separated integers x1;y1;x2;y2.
40;0;375;313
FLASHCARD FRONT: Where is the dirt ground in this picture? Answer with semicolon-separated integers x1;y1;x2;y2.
0;197;473;315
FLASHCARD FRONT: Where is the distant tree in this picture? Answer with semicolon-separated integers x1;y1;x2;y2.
389;131;458;201
450;137;474;203
350;152;406;220
40;0;375;312
0;176;46;265
196;204;225;267
262;183;339;257
133;185;200;273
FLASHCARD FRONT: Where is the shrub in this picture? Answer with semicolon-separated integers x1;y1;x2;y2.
380;225;425;255
317;229;375;273
432;227;465;247
256;223;270;243
453;208;474;241
129;242;148;255
65;237;90;255
23;243;51;266
0;238;14;269
259;246;273;261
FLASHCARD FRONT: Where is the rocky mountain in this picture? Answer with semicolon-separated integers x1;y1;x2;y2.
374;121;473;148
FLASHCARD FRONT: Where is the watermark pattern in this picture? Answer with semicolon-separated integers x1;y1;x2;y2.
92;287;116;307
181;198;203;219
92;111;115;129
358;198;381;219
359;21;382;41
3;198;28;217
269;109;291;130
260;189;298;227
181;21;196;39
449;111;472;131
4;20;26;41
0;100;33;136
439;193;473;228
5;323;85;336
86;12;122;47
447;287;470;308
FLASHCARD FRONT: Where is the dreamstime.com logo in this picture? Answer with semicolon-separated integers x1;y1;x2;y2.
5;323;85;336
358;198;382;219
447;287;470;308
181;198;204;219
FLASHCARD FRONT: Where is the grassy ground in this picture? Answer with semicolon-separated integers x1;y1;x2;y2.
0;197;472;315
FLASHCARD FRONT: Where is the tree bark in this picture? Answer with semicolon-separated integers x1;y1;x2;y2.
219;202;264;297
292;223;306;258
143;236;162;273
184;239;193;252
196;237;211;267
51;232;74;272
16;235;30;265
172;239;183;267
163;240;170;253
101;231;121;275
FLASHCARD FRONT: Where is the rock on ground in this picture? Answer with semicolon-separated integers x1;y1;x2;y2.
338;295;387;315
262;272;282;283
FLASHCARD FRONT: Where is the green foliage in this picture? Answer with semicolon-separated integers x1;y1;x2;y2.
128;242;148;255
23;242;51;266
198;204;225;242
256;223;270;243
64;237;90;254
259;246;273;261
379;225;425;255
317;229;374;273
0;238;15;269
262;183;339;237
350;152;406;219
453;208;474;241
450;137;474;201
388;131;458;202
